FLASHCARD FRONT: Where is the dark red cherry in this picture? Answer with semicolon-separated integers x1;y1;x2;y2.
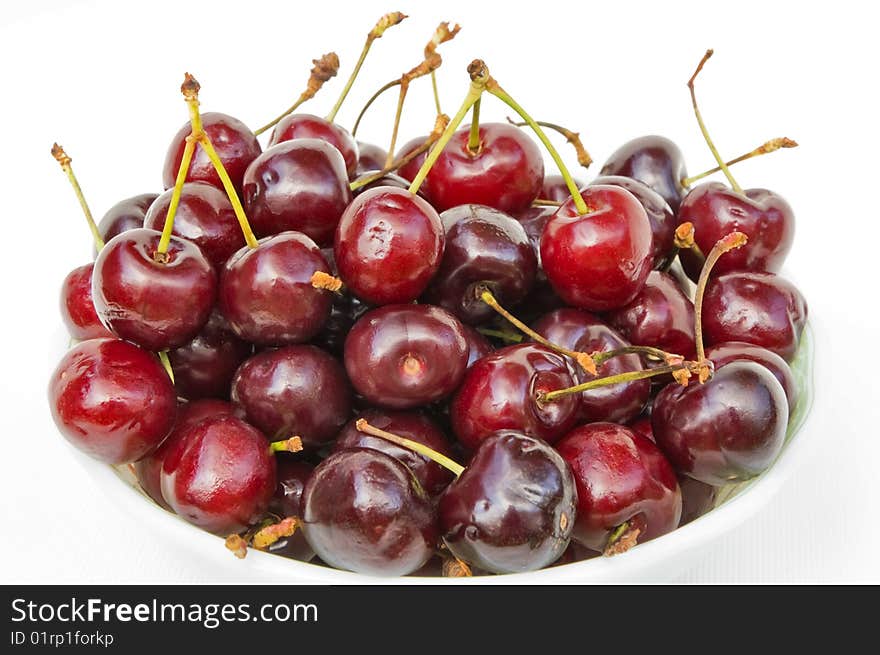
556;422;681;552
143;182;245;270
422;204;537;325
588;175;677;270
242;139;352;246
439;431;576;574
48;338;177;464
355;141;388;175
450;344;580;451
344;304;468;409
652;361;789;485
162;112;261;194
266;457;316;562
541;185;653;311
678;182;795;281
167;310;251;400
461;324;493;368
394;136;428;184
268;113;359;177
420;123;544;215
705;341;798;413
219;232;332;346
702;271;807;361
231;345;352;448
160;415;276;535
533;308;651;424
605;270;697;359
540;174;583;202
301;448;437;576
95;193;158;257
628;415;655;442
92;228;216;351
133;399;241;510
350;172;411;196
599;135;687;212
334;187;444;305
60;263;114;340
334;409;455;496
678;476;717;526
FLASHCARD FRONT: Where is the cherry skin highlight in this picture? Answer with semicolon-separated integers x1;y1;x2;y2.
355;141;388;176
599;135;688;213
60;263;114;341
267;457;316;562
95;193;158;257
268;113;359;177
541;175;583;202
705;341;798;412
48;338;177;464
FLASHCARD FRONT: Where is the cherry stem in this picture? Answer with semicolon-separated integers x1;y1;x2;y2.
477;285;597;375
539;364;691;404
688;49;743;195
385;81;411;168
252;517;300;550
351;79;400;137
507;117;592;168
486;80;588;215
356;419;464;477
442;556;473;577
254;52;340;136
51;143;104;251
157;351;175;383
591;345;684;367
467;98;482;153
156;135;195;255
662;221;705;273
603;520;642;557
681;137;798;187
224;534;248;559
532;199;562;207
326;11;407;123
476;327;522;343
269;436;304;454
694;231;749;364
431;71;442;115
310;270;344;293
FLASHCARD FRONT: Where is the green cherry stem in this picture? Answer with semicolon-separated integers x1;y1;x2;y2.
681;137;798;187
591;345;684;367
269;436;304;454
351;79;399;137
539;364;690;404
356;419;464;477
157;351;175;383
467;97;481;152
50;144;105;251
507;117;592;168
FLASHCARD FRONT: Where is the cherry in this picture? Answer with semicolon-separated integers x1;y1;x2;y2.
652;361;789;485
605;270;697;360
266;457;316;562
60;263;114;341
242;139;352;246
350;172;411;196
334;409;455;496
300;448;437;576
167;309;252;400
556;422;682;553
461;324;493;368
344;304;468;409
678;476;718;526
333;186;444;305
438;431;576;573
219;232;333;346
418;123;544;215
450;343;580;451
268;113;359;177
422;204;537;325
143;181;246;270
394;135;428;183
533;309;651;424
541;174;583;202
541;185;654;311
48;338;177;464
162;111;261;195
160;415;276;535
628;414;655;442
96;193;158;256
702;272;807;361
231;344;352;448
356;141;388;175
588;175;676;270
599;135;688;213
705;341;798;413
92;228;216;351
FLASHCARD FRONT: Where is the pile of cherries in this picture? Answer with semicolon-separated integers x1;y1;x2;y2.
48;16;808;577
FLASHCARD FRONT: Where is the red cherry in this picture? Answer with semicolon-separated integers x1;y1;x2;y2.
355;141;388;175
541;174;583;202
95;193;157;257
599;135;688;213
268;113;359;177
60;263;114;341
705;341;799;412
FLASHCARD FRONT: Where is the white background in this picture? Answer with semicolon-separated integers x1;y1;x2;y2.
0;0;875;583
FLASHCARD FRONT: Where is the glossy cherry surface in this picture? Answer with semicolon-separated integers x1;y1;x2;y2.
702;271;807;361
231;345;351;448
301;448;437;576
334;409;455;496
344;304;468;409
678;182;795;281
334;187;444;305
60;263;114;340
652;361;789;485
678;476;717;526
439;431;576;573
606;270;697;359
160;415;276;535
92;228;216;350
450;343;580;451
394;135;428;184
242;139;352;246
461;324;493;368
705;341;798;413
167;309;251;400
556;422;682;552
355;141;388;175
350;172;411;196
143;182;245;270
599;135;688;212
419;123;544;215
219;232;332;346
422;204;537;325
267;457;316;561
162;112;261;194
268;113;359;177
48;338;177;464
95;193;158;256
540;174;583;202
588;175;677;269
541;185;653;311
